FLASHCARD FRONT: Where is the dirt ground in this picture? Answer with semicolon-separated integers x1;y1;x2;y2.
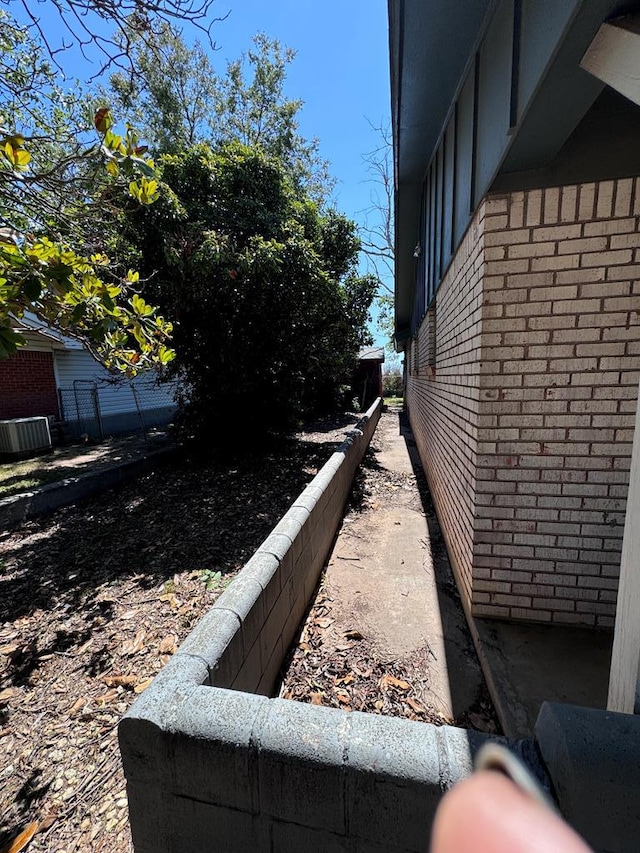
280;408;498;732
0;415;357;853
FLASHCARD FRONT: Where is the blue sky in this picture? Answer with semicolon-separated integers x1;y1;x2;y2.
14;0;392;347
210;1;391;213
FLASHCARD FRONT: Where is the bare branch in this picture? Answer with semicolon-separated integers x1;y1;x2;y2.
4;0;228;81
359;119;394;284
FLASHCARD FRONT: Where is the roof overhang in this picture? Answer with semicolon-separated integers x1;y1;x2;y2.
358;346;385;364
390;0;639;344
14;314;81;350
390;0;494;345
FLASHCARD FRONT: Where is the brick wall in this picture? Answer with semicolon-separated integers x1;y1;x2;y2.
407;216;485;606
0;349;60;420
407;178;640;627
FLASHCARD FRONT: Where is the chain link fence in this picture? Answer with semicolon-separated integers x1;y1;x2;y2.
58;378;178;442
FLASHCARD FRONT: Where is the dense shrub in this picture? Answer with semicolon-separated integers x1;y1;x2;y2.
126;143;377;439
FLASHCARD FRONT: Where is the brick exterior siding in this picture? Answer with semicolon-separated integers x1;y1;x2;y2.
0;349;60;420
407;178;640;627
408;220;484;607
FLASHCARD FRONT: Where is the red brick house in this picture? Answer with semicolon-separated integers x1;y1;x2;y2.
0;324;64;421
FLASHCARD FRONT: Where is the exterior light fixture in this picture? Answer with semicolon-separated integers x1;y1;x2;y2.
413;242;422;258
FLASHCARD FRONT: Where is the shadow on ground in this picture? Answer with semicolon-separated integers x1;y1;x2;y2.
0;435;347;627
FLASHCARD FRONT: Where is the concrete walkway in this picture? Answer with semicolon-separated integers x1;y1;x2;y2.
323;407;489;724
474;617;612;738
322;406;613;737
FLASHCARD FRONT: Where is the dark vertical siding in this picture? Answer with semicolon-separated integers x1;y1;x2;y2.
475;0;514;202
454;70;476;247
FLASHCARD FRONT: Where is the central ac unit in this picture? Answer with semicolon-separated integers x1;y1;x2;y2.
0;417;52;455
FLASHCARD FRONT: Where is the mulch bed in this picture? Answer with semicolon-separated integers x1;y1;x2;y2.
0;416;357;853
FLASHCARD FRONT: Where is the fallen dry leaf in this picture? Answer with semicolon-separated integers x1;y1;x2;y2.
0;687;16;702
0;821;39;853
0;644;19;656
379;674;411;691
134;678;153;694
38;812;56;832
68;696;89;716
344;630;364;640
120;609;139;620
121;629;146;656
96;690;119;705
310;692;324;705
101;674;137;688
404;697;426;714
158;635;177;655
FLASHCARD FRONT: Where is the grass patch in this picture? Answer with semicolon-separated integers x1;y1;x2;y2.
384;397;404;406
0;457;69;498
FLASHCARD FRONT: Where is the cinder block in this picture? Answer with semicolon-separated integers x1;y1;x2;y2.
259;531;294;564
213;574;265;661
259;579;295;674
270;820;349;852
293;490;319;515
231;632;263;693
242;551;282;619
536;702;640;852
323;453;345;477
125;784;172;853
169;686;267;810
178;607;243;687
345;713;481;850
169;798;266;853
121;653;208;744
256;634;284;697
257;699;351;834
119;717;170;786
272;513;303;549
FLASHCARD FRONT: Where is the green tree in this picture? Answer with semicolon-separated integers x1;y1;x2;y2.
109;24;217;154
108;29;334;203
0;10;174;369
213;33;333;201
124;143;376;438
0;0;225;369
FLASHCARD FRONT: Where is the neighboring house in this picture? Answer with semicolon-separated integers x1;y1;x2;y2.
0;316;178;439
354;346;385;409
389;0;640;634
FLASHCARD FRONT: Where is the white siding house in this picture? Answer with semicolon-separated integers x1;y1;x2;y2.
18;316;179;438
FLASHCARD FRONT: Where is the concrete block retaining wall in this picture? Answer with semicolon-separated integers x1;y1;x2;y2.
0;445;176;530
120;397;640;852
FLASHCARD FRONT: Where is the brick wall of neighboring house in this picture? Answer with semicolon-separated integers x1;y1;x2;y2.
407;178;640;627
407;215;485;607
0;349;60;420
